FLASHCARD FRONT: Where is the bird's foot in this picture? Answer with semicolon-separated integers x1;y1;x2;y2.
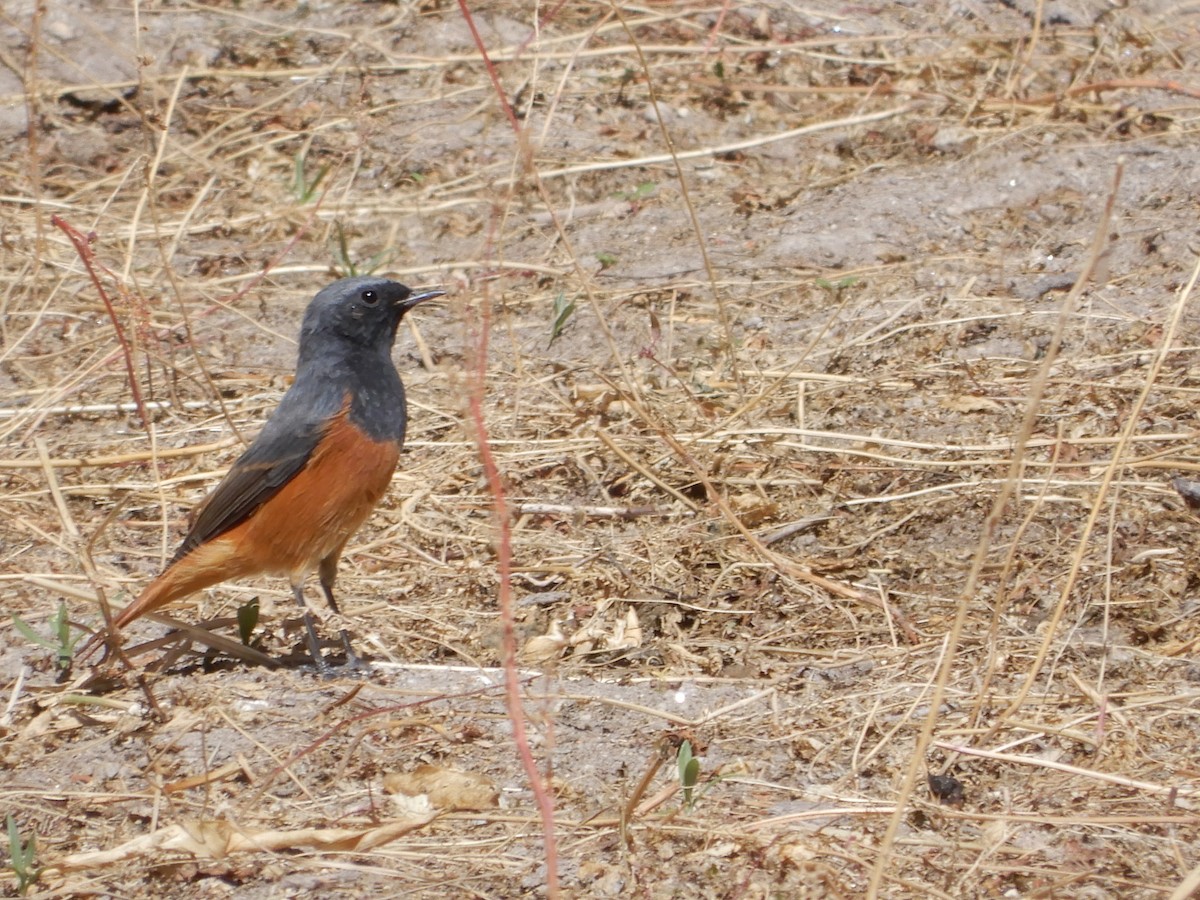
330;629;372;677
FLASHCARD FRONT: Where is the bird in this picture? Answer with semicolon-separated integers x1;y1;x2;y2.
98;275;444;672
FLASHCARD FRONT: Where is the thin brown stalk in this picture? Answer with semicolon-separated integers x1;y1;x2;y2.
50;215;149;430
865;160;1127;898
465;282;560;897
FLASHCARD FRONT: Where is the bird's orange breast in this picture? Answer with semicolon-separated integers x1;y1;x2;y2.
226;408;401;577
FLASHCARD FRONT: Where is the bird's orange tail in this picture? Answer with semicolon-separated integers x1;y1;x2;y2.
113;539;252;629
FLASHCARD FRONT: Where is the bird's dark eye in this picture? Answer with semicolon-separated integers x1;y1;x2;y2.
361;290;379;306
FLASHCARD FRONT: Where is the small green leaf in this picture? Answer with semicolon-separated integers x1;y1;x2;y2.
677;741;696;784
332;222;357;277
677;740;702;811
53;601;70;648
237;598;260;646
7;814;39;896
52;602;78;670
549;293;577;346
13;604;80;673
11;616;54;651
595;252;617;270
815;275;860;292
293;150;330;204
616;181;657;201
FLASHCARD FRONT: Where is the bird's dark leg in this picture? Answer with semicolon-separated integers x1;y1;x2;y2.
291;580;329;675
317;555;341;613
319;556;369;673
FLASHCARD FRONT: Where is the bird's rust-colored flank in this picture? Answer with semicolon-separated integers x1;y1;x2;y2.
113;399;400;630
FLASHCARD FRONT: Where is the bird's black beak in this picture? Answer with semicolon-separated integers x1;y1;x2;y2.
399;288;445;314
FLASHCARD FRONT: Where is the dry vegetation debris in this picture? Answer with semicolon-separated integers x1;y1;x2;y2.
3;0;1200;896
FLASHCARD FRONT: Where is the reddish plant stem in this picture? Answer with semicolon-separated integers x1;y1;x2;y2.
456;0;520;133
466;287;559;897
50;215;149;431
456;4;558;892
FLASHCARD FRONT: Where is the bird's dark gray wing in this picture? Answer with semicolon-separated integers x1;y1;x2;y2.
170;390;343;562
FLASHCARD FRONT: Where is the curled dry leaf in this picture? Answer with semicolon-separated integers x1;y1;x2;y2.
940;394;1002;414
569;602;642;654
617;607;642;649
730;491;779;527
51;814;435;872
519;618;567;665
383;764;500;811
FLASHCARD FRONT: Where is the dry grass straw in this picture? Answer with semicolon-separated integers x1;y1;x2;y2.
3;0;1200;896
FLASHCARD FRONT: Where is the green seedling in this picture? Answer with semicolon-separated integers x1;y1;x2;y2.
12;600;80;673
549;292;577;346
292;149;330;204
6;815;39;896
815;275;860;302
675;740;724;812
677;740;701;812
617;181;657;202
237;598;260;646
595;252;617;271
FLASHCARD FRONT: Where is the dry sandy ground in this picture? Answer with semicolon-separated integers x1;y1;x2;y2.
3;1;1200;897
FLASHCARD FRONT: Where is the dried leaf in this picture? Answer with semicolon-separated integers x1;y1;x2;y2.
383;765;499;811
519;619;567;665
52;815;434;871
940;395;1001;413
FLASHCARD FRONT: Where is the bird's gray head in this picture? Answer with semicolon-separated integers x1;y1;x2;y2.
299;276;443;356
